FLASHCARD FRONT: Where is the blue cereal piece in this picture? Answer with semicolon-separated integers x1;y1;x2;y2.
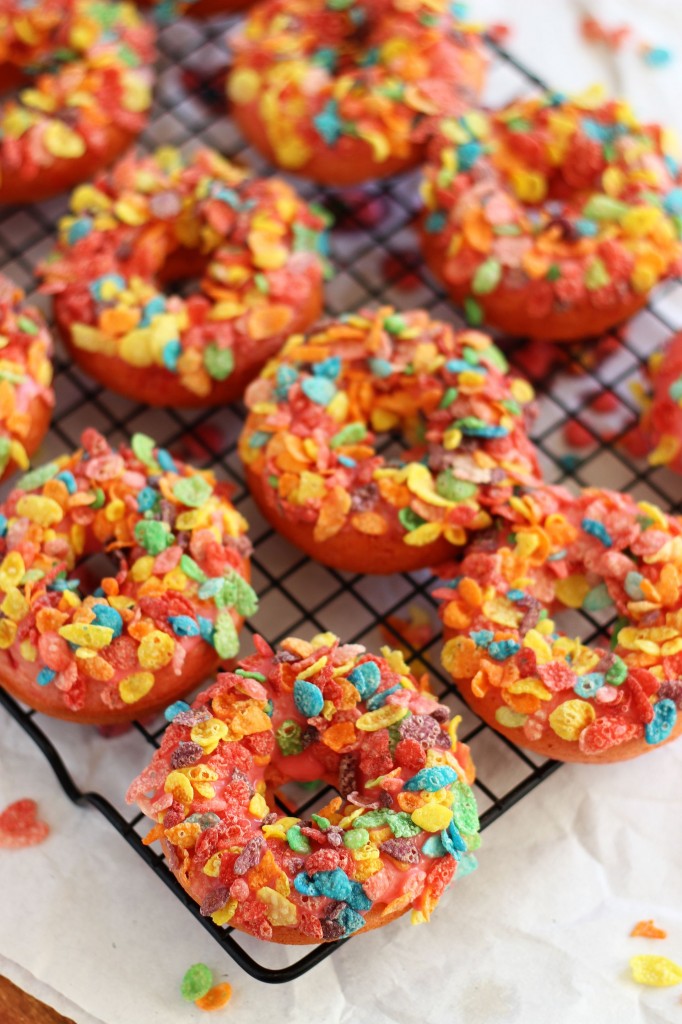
625;572;645;600
137;486;157;512
0;514;7;537
338;905;366;936
645;699;678;745
168;615;200;637
312;356;341;379
368;357;393;378
440;821;467;859
366;683;401;711
581;518;612;547
37;668;56;686
471;629;494;648
293;678;325;718
312;868;352;902
197;616;214;642
422;834;448;857
487;639;521;660
403;765;457;792
56;470;77;494
275;365;298;400
301;375;336;406
346;880;372;912
348;661;381;699
293;872;319;897
165;700;190;722
91;603;123;638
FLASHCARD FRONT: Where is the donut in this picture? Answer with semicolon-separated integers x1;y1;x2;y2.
0;275;54;482
420;90;682;341
434;485;682;763
39;147;328;407
640;331;682;473
126;632;480;944
227;0;487;187
239;307;541;575
0;0;154;205
0;429;256;724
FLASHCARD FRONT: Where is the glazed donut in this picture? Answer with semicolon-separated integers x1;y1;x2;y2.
435;485;682;763
640;332;682;473
421;90;682;341
126;632;480;944
0;275;54;481
0;429;256;724
40;148;327;407
227;0;487;186
239;307;540;575
0;0;154;205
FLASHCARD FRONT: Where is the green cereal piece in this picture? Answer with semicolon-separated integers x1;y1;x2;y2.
330;422;367;448
91;488;105;509
134;520;172;555
439;387;458;409
131;432;159;470
18;460;60;492
606;655;628;685
180;963;213;1002
451;782;480;835
172;475;213;509
464;296;484;327
383;313;407;334
343;827;369;849
311;814;330;830
213;611;239;659
286;824;311;853
436;470;478;503
17;315;39;335
276;719;303;756
471;257;502;295
204;344;235;381
387;811;421;838
0;437;10;473
180;554;207;583
227;571;258;617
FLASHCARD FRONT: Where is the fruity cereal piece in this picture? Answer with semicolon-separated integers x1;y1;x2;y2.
228;0;487;187
0;430;255;724
421;90;682;340
239;307;540;575
631;920;668;939
196;983;233;1012
436;484;682;763
0;798;50;849
127;634;481;944
630;955;682;987
640;332;682;475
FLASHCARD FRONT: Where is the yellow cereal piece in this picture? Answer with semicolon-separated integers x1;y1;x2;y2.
212;898;238;926
630;955;682;987
263;816;299;841
257;887;298;928
249;792;269;819
411;803;453;832
507;677;552;700
228;67;261;105
138;629;175;669
621;206;662;238
0;619;17;649
548;699;595;741
203;852;223;877
191;717;228;751
43;121;86;159
59;623;113;649
297;655;328;680
15;495;63;526
553;573;592;609
130;556;154;582
403;522;445;547
356;705;408;731
1;587;28;622
648;434;681;467
175;507;211;531
104;499;125;522
119;671;155;704
164;770;194;804
19;640;37;662
510;378;535;404
522;628;553;663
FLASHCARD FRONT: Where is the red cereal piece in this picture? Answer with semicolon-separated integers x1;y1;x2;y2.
0;798;50;848
564;420;594;449
590;391;619;414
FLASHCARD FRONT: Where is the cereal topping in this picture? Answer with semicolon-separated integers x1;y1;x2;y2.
127;634;480;941
40;148;329;402
239;307;540;566
0;430;255;716
436;486;682;756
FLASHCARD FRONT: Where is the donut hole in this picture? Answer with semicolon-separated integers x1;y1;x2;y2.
70;549;124;597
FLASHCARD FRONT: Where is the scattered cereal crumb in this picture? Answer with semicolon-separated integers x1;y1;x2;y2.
181;963;213;1002
631;920;668;940
630;955;682;987
196;983;233;1012
0;798;50;849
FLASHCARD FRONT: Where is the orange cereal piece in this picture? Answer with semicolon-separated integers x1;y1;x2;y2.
195;983;233;1012
631;920;668;939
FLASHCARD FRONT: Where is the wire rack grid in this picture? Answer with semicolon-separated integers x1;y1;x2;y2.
2;11;682;985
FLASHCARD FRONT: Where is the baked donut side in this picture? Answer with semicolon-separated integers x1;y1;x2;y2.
127;633;480;944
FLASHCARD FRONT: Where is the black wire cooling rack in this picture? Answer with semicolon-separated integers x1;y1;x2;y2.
2;10;682;985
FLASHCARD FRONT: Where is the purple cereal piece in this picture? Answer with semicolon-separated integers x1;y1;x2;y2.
430;705;450;724
233;834;265;876
658;680;682;709
350;483;379;513
200;885;231;917
263;812;278;826
322;919;345;941
400;714;440;747
173;706;211;727
380;838;420;864
170;741;204;770
338;754;358;797
274;650;298;664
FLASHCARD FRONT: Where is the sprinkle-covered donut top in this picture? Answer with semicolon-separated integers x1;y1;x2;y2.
0;1;154;176
128;633;479;941
0;276;54;477
240;308;540;552
228;0;487;171
435;486;682;757
641;332;682;473
422;90;682;324
0;429;256;715
41;148;329;401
